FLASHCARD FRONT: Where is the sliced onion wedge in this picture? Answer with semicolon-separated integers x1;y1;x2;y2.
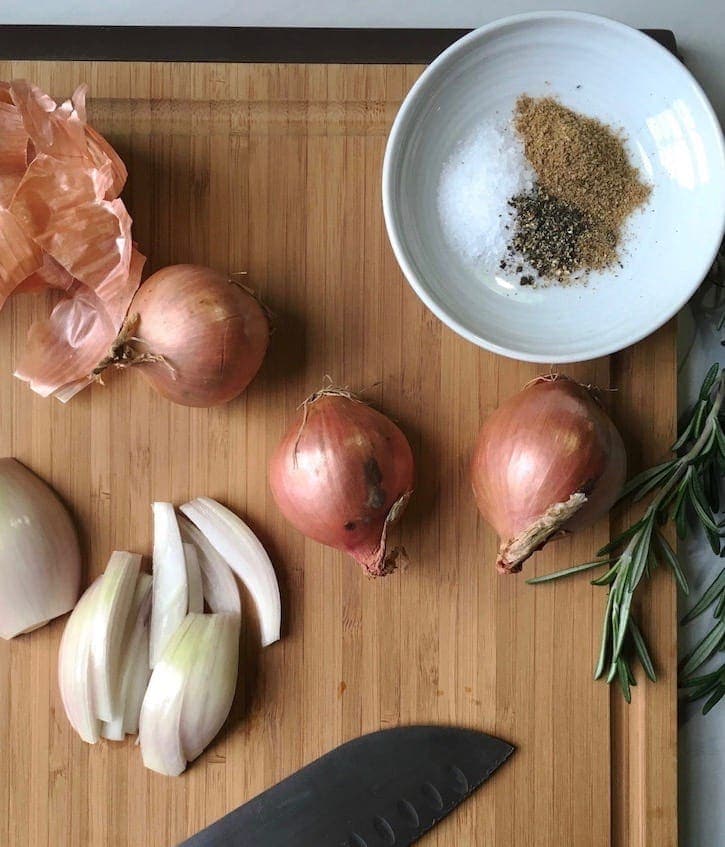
89;551;141;723
177;514;240;616
150;502;188;667
123;629;152;736
180;497;280;646
183;543;204;615
101;572;152;740
58;577;103;744
139;611;240;776
139;617;189;776
178;613;240;762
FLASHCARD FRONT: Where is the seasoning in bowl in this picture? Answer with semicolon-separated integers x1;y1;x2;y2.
437;93;651;288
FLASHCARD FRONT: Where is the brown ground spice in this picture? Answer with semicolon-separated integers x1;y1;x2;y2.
509;95;651;279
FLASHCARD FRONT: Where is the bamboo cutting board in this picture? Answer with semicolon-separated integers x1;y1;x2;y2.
0;59;677;847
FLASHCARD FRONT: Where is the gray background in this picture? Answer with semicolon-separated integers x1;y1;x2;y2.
1;1;723;844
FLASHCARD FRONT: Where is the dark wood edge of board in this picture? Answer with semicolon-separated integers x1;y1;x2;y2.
0;26;676;64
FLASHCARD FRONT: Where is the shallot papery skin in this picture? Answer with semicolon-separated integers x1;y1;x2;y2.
118;264;270;407
0;79;143;400
471;376;626;574
269;391;415;576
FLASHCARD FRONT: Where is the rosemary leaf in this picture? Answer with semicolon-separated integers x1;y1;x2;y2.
594;591;614;680
689;475;721;534
699;362;721;401
597;520;645;556
680;618;725;677
655;531;690;595
702;687;725;715
525;559;609;584
612;586;634;663
671;413;697;452
680;667;722;689
627;518;654;591
715;591;725;619
616;658;632;703
681;567;725;623
619;461;675;502
631;465;678;503
684;679;720;702
630;617;656;681
714;420;725;459
591;563;620;586
693;398;709;440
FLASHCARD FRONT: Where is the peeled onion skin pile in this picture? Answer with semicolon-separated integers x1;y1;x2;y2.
0;79;144;401
270;389;415;577
471;375;626;574
97;264;270;408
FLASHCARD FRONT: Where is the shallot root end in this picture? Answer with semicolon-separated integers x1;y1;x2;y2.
355;489;413;578
497;491;587;574
91;313;176;382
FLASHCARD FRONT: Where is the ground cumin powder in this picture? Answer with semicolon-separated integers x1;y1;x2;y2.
508;95;651;279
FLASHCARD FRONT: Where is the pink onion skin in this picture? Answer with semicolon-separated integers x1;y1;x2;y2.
471;376;626;574
269;392;415;577
128;265;269;407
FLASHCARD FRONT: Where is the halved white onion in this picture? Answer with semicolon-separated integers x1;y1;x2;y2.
0;458;81;640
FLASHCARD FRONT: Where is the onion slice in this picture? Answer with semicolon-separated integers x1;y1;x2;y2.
0;457;81;640
177;514;241;616
138;620;188;776
177;613;240;762
58;578;103;744
150;502;188;667
180;497;280;646
101;572;152;740
183;543;204;615
89;551;141;722
139;611;240;776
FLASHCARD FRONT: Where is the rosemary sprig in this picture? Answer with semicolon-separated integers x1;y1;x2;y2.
527;364;725;701
679;567;725;713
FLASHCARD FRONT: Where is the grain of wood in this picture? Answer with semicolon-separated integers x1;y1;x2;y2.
0;60;677;847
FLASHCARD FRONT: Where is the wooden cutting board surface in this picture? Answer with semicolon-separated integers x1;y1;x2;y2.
0;60;677;847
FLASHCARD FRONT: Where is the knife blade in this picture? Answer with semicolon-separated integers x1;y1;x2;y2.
179;725;514;847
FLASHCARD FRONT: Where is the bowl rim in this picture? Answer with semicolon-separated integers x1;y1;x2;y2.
381;9;725;363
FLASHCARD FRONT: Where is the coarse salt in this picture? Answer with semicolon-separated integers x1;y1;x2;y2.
437;120;535;272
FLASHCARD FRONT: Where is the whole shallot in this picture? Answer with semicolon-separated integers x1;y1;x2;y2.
99;264;270;407
471;375;626;573
270;389;415;576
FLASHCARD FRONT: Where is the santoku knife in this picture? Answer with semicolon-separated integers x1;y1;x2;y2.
179;725;514;846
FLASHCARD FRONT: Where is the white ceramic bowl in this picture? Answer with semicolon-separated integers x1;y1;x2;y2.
382;11;725;363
